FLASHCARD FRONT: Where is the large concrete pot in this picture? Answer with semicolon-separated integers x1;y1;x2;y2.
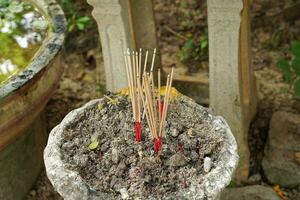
44;95;239;200
0;0;66;199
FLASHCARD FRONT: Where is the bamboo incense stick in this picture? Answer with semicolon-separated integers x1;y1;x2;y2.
142;49;156;119
161;68;174;137
159;74;170;137
139;48;142;81
144;50;149;73
142;75;154;137
150;48;156;73
138;80;155;138
136;52;141;122
124;48;174;151
124;51;135;121
158;68;161;122
126;51;137;121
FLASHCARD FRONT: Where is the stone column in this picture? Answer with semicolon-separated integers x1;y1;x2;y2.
87;0;160;92
87;0;133;92
208;0;256;183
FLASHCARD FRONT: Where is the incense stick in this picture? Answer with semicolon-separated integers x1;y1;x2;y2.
123;48;174;152
160;68;174;137
158;68;161;122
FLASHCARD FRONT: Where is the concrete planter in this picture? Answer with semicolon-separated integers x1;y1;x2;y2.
0;0;66;199
44;96;239;200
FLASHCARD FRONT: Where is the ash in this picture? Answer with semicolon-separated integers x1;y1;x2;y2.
60;94;224;199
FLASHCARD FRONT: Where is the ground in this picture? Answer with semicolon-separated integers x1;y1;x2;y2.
26;0;300;199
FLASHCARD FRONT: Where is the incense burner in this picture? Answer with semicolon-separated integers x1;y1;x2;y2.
44;93;238;200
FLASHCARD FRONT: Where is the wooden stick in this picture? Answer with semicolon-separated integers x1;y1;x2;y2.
143;50;149;75
143;75;157;138
161;68;174;137
150;48;156;73
150;71;158;128
145;75;158;138
124;50;134;106
159;75;170;137
158;68;161;122
139;48;142;81
124;52;133;101
126;50;136;121
136;51;141;122
138;77;153;137
133;51;139;120
142;49;156;120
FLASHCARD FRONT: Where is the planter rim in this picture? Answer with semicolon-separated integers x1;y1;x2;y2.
44;97;239;200
0;0;66;99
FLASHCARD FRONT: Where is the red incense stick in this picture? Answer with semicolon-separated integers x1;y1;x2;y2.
153;137;163;153
135;121;142;142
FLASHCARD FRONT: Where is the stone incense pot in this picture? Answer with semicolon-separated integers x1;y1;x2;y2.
44;90;238;200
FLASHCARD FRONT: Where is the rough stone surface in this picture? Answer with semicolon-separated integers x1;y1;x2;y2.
220;185;281;200
204;157;212;173
165;153;188;167
262;111;300;187
246;174;262;185
44;95;239;200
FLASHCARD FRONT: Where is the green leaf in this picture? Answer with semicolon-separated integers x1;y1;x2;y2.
77;16;91;23
294;79;300;98
228;181;237;188
292;41;300;57
88;140;99;150
76;22;85;30
200;40;208;49
68;23;75;32
277;59;292;83
292;58;300;75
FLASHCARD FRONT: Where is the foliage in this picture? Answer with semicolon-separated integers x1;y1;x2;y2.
175;0;208;66
0;1;30;78
277;41;300;97
0;33;27;67
0;0;29;34
0;0;44;84
58;0;91;32
178;30;208;65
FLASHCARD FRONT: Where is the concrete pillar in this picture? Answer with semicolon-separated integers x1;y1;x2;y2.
208;0;256;183
87;0;160;92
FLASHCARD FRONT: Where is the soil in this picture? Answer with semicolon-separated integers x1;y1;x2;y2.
60;94;225;199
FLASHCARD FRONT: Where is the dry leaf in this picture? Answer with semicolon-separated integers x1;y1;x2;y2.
273;185;288;200
159;87;181;99
118;87;130;96
97;103;103;111
187;128;194;137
